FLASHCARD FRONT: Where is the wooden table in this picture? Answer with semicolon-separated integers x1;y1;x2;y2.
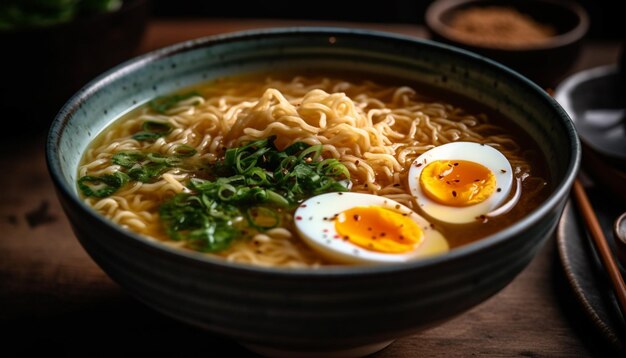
1;20;621;356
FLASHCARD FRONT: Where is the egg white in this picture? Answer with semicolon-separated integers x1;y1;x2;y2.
294;192;449;265
408;142;513;224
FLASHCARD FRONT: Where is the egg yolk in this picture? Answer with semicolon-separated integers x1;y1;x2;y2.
419;160;496;207
334;206;423;253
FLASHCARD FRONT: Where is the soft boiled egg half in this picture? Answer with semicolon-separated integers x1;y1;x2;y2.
408;142;513;224
294;192;449;265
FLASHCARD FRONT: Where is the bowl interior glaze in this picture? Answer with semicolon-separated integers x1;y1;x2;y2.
47;28;580;354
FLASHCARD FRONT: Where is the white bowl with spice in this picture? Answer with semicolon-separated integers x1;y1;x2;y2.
425;0;589;87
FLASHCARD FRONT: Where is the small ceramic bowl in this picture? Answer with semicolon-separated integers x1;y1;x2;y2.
47;28;580;357
555;65;626;201
425;0;589;87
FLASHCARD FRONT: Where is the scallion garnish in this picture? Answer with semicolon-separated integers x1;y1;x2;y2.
173;144;197;157
158;136;351;253
77;172;129;198
149;91;201;114
132;121;172;141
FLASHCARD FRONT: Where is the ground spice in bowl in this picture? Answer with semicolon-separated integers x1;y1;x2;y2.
447;6;555;48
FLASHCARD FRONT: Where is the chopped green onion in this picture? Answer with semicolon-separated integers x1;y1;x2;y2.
142;121;172;134
132;132;163;142
149;92;201;114
128;162;168;183
78;172;129;198
132;121;172;142
112;152;145;168
245;207;279;231
158;137;350;253
173;144;197;157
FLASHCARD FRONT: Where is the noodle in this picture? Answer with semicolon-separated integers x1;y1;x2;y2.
78;74;547;267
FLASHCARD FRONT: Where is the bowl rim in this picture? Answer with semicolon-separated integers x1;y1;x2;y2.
425;0;590;52
46;27;581;276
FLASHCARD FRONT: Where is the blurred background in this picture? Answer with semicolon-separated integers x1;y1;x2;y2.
0;0;622;134
147;0;620;39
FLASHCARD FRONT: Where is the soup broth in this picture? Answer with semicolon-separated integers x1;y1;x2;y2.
78;71;549;267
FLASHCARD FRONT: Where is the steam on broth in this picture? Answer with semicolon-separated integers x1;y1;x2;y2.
78;72;549;268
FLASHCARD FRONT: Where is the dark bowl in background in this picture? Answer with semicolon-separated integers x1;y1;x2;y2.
425;0;589;87
0;0;149;130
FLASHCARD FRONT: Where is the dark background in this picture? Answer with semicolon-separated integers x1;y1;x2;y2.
148;0;621;39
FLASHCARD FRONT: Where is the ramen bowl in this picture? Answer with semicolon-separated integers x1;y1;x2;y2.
46;28;579;356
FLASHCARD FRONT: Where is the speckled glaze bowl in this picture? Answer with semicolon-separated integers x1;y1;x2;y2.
46;28;579;357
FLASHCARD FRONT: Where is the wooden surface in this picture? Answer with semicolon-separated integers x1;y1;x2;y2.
1;19;622;357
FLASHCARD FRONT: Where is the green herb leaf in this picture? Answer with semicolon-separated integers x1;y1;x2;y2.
142;121;172;134
149;92;201;114
132;121;172;142
128;162;168;183
132;132;163;142
159;193;238;252
78;172;129;198
173;144;197;157
112;152;145;168
158;137;350;253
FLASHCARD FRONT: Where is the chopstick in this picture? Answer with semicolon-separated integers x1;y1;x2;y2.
572;179;626;320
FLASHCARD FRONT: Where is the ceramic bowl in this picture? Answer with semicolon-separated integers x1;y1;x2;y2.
46;28;580;356
425;0;589;87
555;65;626;200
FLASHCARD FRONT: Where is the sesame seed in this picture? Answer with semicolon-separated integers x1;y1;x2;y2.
452;191;457;197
